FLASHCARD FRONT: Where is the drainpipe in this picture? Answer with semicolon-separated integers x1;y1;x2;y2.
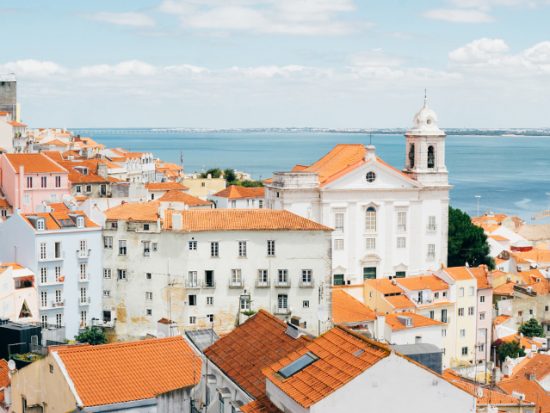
19;165;24;211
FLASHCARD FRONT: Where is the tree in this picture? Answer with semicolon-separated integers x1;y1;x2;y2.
200;168;222;178
75;326;107;345
496;340;525;362
519;318;545;338
240;180;263;187
223;168;237;184
448;207;494;269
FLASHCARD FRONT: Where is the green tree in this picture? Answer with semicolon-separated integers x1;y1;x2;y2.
240;180;264;187
496;341;525;362
518;318;545;338
223;168;237;184
448;207;494;269
75;326;107;345
200;168;222;178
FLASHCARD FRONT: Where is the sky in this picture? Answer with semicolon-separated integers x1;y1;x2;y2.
1;0;550;128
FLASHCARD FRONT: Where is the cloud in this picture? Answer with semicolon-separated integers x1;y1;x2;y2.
159;0;362;35
88;11;156;28
0;60;66;77
423;8;493;22
449;38;509;63
78;60;158;77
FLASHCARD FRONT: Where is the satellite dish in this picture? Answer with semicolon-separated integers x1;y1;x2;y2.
7;359;16;371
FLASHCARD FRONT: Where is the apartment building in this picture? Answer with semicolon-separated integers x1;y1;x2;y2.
102;202;333;339
209;185;265;209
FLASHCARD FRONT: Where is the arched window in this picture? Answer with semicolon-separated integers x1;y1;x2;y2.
365;207;376;233
408;144;415;168
427;145;435;169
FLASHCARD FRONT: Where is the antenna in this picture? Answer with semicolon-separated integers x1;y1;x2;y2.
424;88;428;107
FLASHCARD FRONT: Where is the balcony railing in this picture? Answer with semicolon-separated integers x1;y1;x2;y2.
38;254;64;262
202;281;216;289
79;274;90;282
52;300;64;308
274;280;291;288
185;280;200;289
229;280;244;289
273;305;291;315
80;297;91;305
255;280;270;288
76;249;91;259
299;280;315;288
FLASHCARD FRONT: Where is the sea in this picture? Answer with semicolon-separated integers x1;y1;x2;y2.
71;129;550;222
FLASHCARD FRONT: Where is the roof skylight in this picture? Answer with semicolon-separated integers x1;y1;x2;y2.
278;352;318;379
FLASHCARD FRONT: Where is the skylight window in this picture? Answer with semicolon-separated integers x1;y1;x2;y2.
278;352;318;379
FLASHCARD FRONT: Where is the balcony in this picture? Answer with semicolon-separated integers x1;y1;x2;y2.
255;280;270;288
38;254;64;262
273;305;291;315
80;297;91;305
202;281;216;289
79;274;90;283
274;280;291;288
185;280;200;289
299;280;315;288
229;280;244;289
52;300;64;308
76;249;91;259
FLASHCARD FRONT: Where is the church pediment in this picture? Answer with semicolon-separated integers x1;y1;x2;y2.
360;253;381;264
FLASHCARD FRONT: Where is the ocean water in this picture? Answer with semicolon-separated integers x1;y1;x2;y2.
76;130;550;221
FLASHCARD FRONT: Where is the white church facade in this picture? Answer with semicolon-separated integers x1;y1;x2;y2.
265;100;451;285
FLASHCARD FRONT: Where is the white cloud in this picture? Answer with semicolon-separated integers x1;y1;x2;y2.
78;60;158;77
423;8;493;22
88;11;156;28
449;38;509;63
159;0;362;35
0;60;66;77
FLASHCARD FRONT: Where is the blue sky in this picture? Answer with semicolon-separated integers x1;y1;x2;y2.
1;0;550;128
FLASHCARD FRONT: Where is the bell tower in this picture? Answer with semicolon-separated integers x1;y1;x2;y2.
404;93;448;186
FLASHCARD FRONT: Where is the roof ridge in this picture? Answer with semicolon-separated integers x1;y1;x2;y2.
56;336;183;354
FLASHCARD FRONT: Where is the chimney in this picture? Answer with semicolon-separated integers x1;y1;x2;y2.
374;314;386;340
172;212;183;230
97;163;108;179
285;323;302;340
365;145;376;161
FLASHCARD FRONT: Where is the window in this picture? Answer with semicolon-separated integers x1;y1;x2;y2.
240;296;250;311
79;239;87;253
259;199;264;208
442;329;447;337
395;271;406;278
334;212;344;231
267;240;275;256
103;236;113;249
480;295;485;303
204;270;215;287
231;200;237;208
397;210;407;232
207;314;214;322
189;240;197;250
278;294;288;310
36;219;45;230
459;287;464;297
278;352;318;378
365;207;376;233
103;268;112;279
480;312;486;320
301;269;312;285
103;290;110;298
461;347;468;356
206;296;214;305
231;269;242;286
76;216;84;228
333;274;345;286
40;242;47;259
188;295;197;306
54;314;62;328
211;242;219;257
278;269;288;284
238;241;247;257
478;344;485;352
334;239;344;250
258;269;268;285
427;216;436;231
460;329;466;337
363;267;376;280
85;185;92;193
40;267;47;284
111;221;118;229
146;272;152;280
189;316;196;324
146;308;152;316
55;176;61;188
80;311;87;327
427;244;436;260
41;314;48;328
117;269;127;280
434;292;439;299
26;176;33;188
408;143;415;168
118;240;127;256
55;290;62;303
365;237;376;250
458;308;464;316
429;310;435;319
468;306;475;316
143;223;150;231
441;309;448;323
366;171;376;182
303;300;310;308
143;241;151;257
219;393;225;413
80;263;87;280
152;242;158;252
188;271;198;287
145;292;153;300
76;185;82;193
54;242;61;259
396;237;406;248
80;287;87;304
427;145;435;168
469;286;475;296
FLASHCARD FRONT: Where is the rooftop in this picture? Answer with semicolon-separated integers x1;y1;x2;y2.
332;289;376;324
385;312;444;331
3;153;67;174
213;185;265;199
145;181;189;191
397;275;449;292
159;190;212;206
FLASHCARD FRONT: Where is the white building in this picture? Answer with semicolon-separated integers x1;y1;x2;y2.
102;202;332;339
0;206;102;341
265;100;450;285
0;263;38;323
209;185;265;209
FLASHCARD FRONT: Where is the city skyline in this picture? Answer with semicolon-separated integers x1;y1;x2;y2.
1;0;550;128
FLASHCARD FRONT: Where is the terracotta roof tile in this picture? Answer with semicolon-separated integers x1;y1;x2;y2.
499;334;542;350
493;315;511;326
364;278;405;295
444;266;475;281
105;201;160;222
508;354;550;382
332;289;376;324
385;312;444;331
263;326;391;408
55;337;201;407
493;282;515;296
213;185;265;199
159;190;212;206
397;275;449;292
0;359;9;389
241;395;282;413
4;153;67;174
22;210;99;230
145;182;189;191
499;378;550;413
384;295;416;309
204;310;310;399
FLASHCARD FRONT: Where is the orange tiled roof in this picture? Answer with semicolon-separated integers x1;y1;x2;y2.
490;234;509;242
22;211;99;230
4;153;67;174
493;315;511;326
145;182;189;191
442;369;526;406
55;337;201;407
204;310;310;399
385;312;444;331
499;378;550;413
493;282;515;296
384;294;416;309
397;275;449;291
241;395;282;413
263;326;391;408
42;151;65;163
508;353;550;382
8;120;26;127
105;201;160;222
469;266;492;289
332;289;376;324
513;248;550;263
444;266;475;281
0;198;11;209
159;190;212;206
364;278;404;295
213;185;265;199
499;334;543;350
0;359;9;389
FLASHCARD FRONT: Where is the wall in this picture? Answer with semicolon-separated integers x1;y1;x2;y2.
181;178;226;200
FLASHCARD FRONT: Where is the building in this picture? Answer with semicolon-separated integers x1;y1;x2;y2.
0;153;70;213
257;326;475;413
145;181;190;200
10;336;202;413
265;99;450;284
0;207;102;342
0;74;17;122
209;185;265;209
102;204;333;338
0;263;38;324
181;175;226;199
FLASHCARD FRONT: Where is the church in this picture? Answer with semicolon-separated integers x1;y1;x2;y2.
265;99;451;285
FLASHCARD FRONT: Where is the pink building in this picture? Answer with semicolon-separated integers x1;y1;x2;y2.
470;266;494;364
0;153;69;213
